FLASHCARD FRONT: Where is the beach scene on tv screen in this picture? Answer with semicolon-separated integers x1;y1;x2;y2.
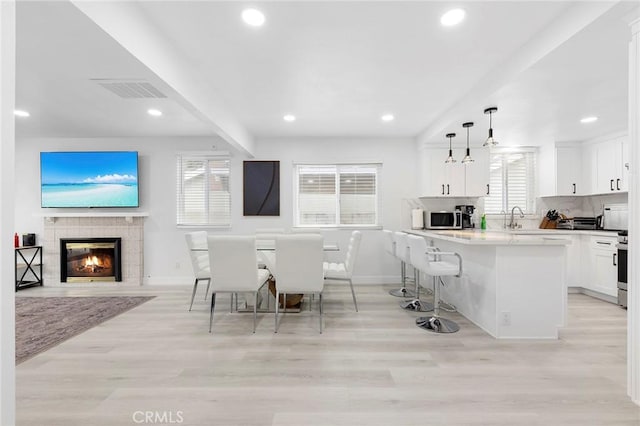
41;152;138;208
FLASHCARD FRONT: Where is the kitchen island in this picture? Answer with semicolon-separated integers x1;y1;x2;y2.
407;229;570;339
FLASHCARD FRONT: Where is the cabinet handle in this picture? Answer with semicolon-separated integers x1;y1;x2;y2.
572;183;576;194
486;184;490;195
610;179;614;191
613;253;617;266
447;184;450;195
596;241;611;245
616;179;620;190
442;184;445;195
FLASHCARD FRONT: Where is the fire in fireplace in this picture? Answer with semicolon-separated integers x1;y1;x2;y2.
60;238;122;282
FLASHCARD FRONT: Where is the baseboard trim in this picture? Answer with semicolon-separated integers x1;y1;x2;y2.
143;276;193;286
568;286;618;304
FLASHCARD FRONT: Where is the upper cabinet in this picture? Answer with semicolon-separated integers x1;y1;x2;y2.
465;149;491;197
621;138;629;191
419;148;465;196
594;136;628;194
418;148;489;197
556;146;583;195
540;134;628;197
581;143;598;195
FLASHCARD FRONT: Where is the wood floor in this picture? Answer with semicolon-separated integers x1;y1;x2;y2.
16;284;640;426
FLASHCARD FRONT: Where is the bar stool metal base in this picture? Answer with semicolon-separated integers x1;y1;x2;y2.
416;315;460;333
400;299;434;312
389;287;416;297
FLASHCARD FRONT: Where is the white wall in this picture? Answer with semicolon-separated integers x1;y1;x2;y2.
15;136;416;285
0;2;16;424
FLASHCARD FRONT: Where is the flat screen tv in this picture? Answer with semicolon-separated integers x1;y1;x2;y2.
40;151;139;208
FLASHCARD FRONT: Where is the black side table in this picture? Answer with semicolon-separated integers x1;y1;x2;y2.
15;246;43;291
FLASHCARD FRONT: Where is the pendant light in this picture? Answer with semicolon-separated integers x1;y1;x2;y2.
483;107;498;147
444;133;457;163
461;122;474;164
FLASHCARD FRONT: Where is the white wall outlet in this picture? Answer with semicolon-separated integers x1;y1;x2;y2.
501;311;511;326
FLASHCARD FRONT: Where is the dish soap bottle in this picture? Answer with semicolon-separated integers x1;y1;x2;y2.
480;214;487;230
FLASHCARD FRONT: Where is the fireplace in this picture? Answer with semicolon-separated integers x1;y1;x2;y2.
60;238;122;282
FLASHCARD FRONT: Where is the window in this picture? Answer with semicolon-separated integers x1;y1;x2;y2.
294;164;380;227
177;155;230;226
485;150;537;214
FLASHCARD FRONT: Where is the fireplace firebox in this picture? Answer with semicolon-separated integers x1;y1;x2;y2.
60;238;122;282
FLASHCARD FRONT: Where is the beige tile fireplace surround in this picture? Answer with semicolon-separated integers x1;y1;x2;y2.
42;215;144;286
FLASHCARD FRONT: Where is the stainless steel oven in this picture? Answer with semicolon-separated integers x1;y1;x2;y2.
426;211;462;230
617;231;628;309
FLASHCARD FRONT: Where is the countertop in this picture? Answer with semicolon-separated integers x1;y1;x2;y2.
498;229;620;237
406;229;572;246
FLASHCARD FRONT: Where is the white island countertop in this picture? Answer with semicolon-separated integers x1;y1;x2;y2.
405;228;569;339
406;229;571;246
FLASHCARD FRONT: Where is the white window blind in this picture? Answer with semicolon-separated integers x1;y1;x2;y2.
485;151;536;214
177;155;231;226
295;164;380;227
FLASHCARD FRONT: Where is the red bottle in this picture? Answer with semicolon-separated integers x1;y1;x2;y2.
14;233;19;248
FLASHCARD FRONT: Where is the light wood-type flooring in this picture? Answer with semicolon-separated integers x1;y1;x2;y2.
16;284;640;425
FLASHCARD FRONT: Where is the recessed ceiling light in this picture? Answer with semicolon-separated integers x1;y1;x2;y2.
441;8;466;27
14;110;30;117
580;116;598;123
147;109;163;117
381;114;395;122
283;114;296;122
242;8;265;27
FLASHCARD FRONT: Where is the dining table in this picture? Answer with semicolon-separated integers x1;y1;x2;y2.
190;238;339;311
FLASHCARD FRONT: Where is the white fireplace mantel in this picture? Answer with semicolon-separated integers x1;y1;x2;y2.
35;212;149;223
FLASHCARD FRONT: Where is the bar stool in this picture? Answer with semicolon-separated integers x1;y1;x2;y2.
388;232;416;298
400;235;435;312
412;241;462;334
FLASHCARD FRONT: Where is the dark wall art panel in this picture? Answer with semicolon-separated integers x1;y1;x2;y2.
243;161;280;216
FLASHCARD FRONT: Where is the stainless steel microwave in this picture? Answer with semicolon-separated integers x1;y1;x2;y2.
426;211;462;229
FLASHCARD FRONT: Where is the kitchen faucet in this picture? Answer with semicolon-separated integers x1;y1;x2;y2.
509;206;525;229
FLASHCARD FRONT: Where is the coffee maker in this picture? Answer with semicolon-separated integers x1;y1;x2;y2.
455;205;475;228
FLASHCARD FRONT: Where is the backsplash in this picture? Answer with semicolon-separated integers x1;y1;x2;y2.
538;193;628;218
402;192;628;231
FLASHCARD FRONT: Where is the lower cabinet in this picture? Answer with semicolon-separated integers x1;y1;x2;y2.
586;235;618;298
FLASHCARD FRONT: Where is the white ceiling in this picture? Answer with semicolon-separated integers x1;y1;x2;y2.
15;1;638;152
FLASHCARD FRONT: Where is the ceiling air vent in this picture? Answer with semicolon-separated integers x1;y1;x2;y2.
93;79;167;99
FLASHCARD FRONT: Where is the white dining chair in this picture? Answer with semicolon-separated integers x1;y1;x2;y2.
185;231;211;311
323;230;362;312
207;235;270;333
389;231;416;298
274;234;325;333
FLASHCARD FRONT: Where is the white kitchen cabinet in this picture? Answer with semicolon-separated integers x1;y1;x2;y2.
620;138;629;191
418;148;467;197
581;143;597;195
595;137;628;194
465;148;491;197
588;235;618;297
556;146;582;195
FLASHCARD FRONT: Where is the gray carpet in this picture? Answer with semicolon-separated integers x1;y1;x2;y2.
15;296;154;364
